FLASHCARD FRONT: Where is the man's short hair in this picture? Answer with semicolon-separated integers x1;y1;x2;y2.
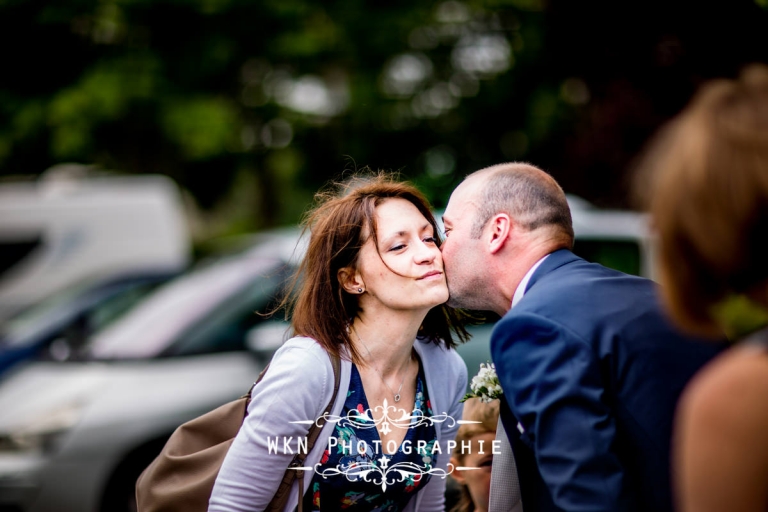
468;163;574;246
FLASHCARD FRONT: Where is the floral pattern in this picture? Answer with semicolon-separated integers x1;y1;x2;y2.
304;362;436;511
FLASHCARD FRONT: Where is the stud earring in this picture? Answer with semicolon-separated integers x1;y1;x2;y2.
358;288;363;293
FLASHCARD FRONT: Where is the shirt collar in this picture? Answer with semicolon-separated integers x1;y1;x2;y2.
511;254;550;309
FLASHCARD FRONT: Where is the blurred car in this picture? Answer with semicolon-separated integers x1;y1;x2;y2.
0;230;300;512
0;200;651;512
0;273;175;379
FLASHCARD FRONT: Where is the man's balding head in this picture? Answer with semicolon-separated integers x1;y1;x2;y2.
462;162;574;246
442;162;574;313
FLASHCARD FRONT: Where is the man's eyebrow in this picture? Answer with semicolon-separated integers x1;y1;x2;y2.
441;216;450;226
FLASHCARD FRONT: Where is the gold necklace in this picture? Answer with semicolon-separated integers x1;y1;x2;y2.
352;326;411;403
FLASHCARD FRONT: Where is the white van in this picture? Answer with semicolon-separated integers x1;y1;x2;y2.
566;194;655;280
0;172;191;322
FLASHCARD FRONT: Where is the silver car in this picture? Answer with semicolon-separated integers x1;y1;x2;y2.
0;232;300;512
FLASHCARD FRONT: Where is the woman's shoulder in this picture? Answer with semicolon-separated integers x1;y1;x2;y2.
247;335;341;411
675;341;768;511
268;336;336;380
678;344;768;435
279;335;328;354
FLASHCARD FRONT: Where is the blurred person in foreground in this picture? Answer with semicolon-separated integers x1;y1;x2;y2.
440;163;724;512
449;398;499;512
209;174;469;512
639;64;768;512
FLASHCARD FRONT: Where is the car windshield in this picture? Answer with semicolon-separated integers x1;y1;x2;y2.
86;256;284;360
0;280;97;343
0;277;168;350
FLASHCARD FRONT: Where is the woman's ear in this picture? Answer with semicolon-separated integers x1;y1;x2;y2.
337;267;365;295
449;455;466;484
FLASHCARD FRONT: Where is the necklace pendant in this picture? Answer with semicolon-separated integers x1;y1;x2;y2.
394;393;401;402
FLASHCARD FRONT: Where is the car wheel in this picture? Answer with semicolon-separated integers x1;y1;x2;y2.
100;437;169;512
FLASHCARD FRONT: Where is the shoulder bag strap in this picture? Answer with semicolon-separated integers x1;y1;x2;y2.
265;351;342;512
240;363;271;411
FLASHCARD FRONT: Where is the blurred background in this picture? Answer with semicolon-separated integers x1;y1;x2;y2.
1;1;768;511
3;0;768;236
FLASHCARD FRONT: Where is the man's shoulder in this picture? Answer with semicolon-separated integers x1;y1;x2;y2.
495;259;664;353
522;256;656;308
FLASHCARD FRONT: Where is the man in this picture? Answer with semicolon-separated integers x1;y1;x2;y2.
441;163;723;512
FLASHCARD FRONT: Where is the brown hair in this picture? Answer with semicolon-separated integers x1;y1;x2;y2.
287;172;470;364
451;398;500;512
638;64;768;336
468;163;574;249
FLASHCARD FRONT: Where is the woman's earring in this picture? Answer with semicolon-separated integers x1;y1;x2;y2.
358;288;363;293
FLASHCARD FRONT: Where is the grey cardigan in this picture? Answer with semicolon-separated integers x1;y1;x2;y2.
209;335;468;512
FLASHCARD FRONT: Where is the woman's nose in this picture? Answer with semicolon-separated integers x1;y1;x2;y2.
415;241;439;264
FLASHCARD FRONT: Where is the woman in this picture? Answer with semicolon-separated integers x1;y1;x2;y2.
209;174;470;512
640;64;768;512
448;398;498;512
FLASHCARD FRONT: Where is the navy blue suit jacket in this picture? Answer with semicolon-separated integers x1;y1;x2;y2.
490;250;724;512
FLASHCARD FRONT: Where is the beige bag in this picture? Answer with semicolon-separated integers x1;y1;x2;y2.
135;353;341;512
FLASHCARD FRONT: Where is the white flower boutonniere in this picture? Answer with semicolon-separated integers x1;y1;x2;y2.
461;362;503;403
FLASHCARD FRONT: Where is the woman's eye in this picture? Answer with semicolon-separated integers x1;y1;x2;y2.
423;236;437;244
388;244;405;252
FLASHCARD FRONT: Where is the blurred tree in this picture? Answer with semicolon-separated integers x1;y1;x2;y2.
1;0;767;238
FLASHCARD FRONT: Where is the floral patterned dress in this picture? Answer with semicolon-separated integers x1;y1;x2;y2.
302;360;437;512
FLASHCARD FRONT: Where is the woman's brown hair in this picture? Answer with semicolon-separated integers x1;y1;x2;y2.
286;172;470;364
638;64;768;336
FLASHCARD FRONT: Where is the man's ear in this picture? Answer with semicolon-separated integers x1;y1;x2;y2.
449;455;466;484
337;267;365;295
487;213;512;255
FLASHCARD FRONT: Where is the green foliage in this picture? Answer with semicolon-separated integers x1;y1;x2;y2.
161;98;239;160
46;56;161;158
0;0;547;237
0;136;11;164
273;12;340;58
3;0;765;241
527;88;560;143
712;295;768;341
13;102;45;140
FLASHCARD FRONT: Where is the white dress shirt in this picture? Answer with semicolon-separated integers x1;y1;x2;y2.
511;254;550;309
